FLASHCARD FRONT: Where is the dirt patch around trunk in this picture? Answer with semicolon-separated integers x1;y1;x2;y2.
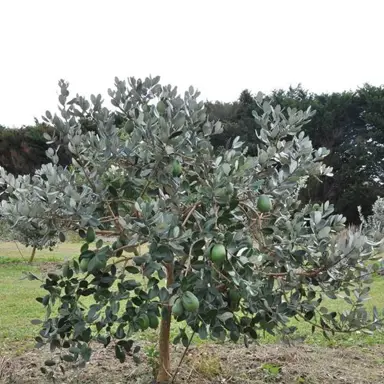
1;341;383;383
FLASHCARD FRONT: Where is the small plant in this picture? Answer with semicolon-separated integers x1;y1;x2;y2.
193;355;222;379
144;344;160;378
261;362;282;382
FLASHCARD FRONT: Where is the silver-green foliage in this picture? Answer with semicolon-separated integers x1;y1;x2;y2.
0;76;382;369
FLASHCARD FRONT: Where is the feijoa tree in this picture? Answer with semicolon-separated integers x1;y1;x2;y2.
1;76;383;383
0;191;60;262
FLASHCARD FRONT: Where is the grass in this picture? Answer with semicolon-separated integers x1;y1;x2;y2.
0;242;83;355
287;274;384;347
0;241;384;358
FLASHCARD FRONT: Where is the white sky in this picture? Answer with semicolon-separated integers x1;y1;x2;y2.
0;0;383;127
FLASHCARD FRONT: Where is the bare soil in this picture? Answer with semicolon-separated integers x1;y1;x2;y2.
1;341;383;384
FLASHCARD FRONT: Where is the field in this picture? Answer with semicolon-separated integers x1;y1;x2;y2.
0;242;384;383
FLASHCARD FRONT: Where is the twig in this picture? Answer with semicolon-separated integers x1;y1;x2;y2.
186;367;194;381
182;203;199;228
95;230;120;237
265;267;325;279
13;241;26;261
110;256;135;267
170;330;196;384
212;263;232;284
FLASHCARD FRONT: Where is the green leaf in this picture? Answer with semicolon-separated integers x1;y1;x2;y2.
87;254;106;272
86;227;96;243
62;355;75;362
115;344;126;363
133;256;146;266
159;287;170;302
318;226;331;239
152;245;173;263
198;324;208;340
230;329;240;342
217;312;233;323
115;324;126;339
68;347;80;354
80;345;92;362
80;243;89;253
125;266;140;274
124;280;141;291
87;304;101;323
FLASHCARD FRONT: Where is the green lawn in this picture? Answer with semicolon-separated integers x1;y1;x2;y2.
287;274;384;347
0;241;383;357
0;242;82;354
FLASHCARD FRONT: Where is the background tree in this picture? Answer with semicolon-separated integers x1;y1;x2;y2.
1;77;383;383
207;89;262;156
209;84;384;223
272;84;384;223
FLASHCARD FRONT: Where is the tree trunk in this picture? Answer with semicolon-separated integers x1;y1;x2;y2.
156;263;174;383
28;246;37;263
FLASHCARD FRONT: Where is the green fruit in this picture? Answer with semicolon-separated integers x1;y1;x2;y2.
240;316;252;327
80;258;89;273
148;313;159;329
86;227;96;243
172;160;182;177
138;314;149;330
124;120;134;134
181;291;199;312
157;100;167;114
257;195;272;213
210;244;227;264
172;298;184;317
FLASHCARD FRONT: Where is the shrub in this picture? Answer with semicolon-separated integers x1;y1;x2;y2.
0;76;382;383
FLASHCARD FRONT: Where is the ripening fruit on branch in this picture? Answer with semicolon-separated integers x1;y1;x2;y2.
181;291;199;312
210;243;227;265
79;258;89;273
86;227;96;243
228;288;241;311
137;314;149;330
172;160;182;177
124;120;134;134
148;313;159;329
172;298;184;317
257;194;272;213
